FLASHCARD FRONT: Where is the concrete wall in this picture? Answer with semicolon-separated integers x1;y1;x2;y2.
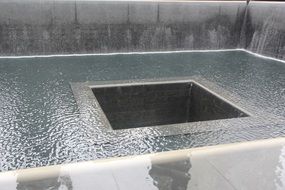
0;1;246;55
0;1;285;60
245;2;285;60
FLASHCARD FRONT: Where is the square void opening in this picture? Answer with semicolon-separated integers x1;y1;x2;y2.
92;82;249;130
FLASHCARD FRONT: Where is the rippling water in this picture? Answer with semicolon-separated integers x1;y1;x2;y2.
0;50;284;172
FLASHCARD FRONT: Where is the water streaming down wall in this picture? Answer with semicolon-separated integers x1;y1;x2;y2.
0;1;284;60
244;2;285;60
0;1;245;55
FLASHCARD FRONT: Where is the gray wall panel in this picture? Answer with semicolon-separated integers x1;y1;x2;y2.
2;0;285;60
245;2;285;60
0;1;246;55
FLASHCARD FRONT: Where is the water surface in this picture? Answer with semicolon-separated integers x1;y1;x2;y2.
0;50;284;171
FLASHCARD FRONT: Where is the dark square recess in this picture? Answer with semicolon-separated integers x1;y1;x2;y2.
92;82;248;130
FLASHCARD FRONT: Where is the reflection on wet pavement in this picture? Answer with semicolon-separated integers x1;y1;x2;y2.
0;138;283;190
150;154;191;190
